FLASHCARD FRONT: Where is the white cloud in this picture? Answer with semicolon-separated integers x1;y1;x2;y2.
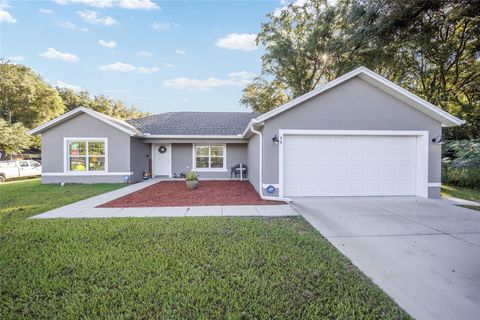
164;63;176;68
7;56;25;62
215;33;257;51
98;39;117;48
0;9;16;23
53;0;159;10
152;21;178;31
55;80;82;91
176;49;186;55
118;0;159;10
136;50;152;57
77;10;118;26
162;71;255;91
39;8;54;14
99;61;158;74
137;66;159;74
60;21;88;31
40;48;79;62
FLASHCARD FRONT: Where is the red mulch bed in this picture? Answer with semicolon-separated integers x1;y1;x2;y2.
98;180;284;207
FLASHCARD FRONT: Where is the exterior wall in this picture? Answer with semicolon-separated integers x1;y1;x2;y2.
130;138;151;182
40;113;131;184
260;77;443;198
247;134;260;193
171;143;248;179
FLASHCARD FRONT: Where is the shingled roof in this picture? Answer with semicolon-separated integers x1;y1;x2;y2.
127;111;260;136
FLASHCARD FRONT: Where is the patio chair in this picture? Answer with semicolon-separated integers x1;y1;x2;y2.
231;164;248;179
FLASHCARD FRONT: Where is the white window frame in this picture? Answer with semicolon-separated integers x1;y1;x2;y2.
192;144;227;172
64;137;108;174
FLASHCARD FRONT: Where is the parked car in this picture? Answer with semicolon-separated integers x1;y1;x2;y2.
0;160;42;183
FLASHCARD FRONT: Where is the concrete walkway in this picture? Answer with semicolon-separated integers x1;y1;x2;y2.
292;196;480;320
31;179;298;219
443;195;480;207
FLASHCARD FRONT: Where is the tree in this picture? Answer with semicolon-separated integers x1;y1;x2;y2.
57;88;149;120
0;119;32;160
241;0;480;139
0;60;65;128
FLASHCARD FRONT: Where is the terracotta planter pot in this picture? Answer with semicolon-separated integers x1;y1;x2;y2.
186;180;199;190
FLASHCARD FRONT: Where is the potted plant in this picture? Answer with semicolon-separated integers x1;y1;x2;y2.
185;170;199;190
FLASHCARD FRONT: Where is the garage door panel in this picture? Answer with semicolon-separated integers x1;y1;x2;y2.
283;135;418;197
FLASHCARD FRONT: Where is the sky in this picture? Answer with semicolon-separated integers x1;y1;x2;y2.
0;0;285;114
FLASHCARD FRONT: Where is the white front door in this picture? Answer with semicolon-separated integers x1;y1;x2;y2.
282;134;420;197
153;143;171;177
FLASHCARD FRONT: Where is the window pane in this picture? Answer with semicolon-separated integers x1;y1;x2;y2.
211;157;224;168
88;142;105;156
19;161;29;167
69;142;86;156
70;157;86;171
210;145;224;157
88;156;105;171
196;157;209;168
195;146;209;157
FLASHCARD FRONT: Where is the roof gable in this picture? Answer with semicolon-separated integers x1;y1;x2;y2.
253;67;464;127
29;107;139;136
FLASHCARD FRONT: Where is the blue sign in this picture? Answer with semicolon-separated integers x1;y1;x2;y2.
123;175;129;181
266;185;275;194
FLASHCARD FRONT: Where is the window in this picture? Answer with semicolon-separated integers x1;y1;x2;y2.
194;144;226;171
67;139;106;172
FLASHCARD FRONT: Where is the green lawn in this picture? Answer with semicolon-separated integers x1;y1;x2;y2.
0;179;410;319
441;184;480;203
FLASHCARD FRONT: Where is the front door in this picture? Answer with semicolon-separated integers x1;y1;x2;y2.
154;143;171;177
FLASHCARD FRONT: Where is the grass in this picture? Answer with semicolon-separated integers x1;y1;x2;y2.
441;184;480;203
459;205;480;211
0;179;410;319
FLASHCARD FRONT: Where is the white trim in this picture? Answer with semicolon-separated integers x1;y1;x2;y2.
428;182;442;187
29;107;137;136
250;67;464;128
64;137;109;174
42;172;133;176
152;143;172;177
192;144;227;172
279;130;429;198
143;134;243;139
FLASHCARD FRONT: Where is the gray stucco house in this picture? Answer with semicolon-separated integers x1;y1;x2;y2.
29;67;464;199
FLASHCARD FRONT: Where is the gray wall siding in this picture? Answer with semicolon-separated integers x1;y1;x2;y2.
130;138;151;182
247;134;260;193
40;113;131;184
42;175;126;184
171;143;248;179
261;77;442;198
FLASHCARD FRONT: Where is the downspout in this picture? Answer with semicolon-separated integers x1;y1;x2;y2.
250;125;292;202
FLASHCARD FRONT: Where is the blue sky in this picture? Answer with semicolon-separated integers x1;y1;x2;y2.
0;0;283;114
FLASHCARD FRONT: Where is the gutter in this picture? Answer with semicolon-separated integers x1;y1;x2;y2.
249;126;292;203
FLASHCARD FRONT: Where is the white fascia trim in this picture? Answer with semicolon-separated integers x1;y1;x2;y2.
42;172;133;176
29;107;136;136
142;134;243;139
252;66;464;127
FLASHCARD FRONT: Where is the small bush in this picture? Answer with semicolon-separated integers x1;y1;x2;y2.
442;166;480;190
442;140;480;168
185;170;198;181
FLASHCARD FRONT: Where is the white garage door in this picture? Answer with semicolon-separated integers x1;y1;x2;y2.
283;135;418;197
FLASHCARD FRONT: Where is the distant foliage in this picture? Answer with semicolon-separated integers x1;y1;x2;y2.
442;167;480;190
443;140;480;168
57;88;149;120
0;119;32;160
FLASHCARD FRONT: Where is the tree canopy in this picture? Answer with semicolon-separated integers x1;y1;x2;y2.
241;0;480;139
0;60;149;159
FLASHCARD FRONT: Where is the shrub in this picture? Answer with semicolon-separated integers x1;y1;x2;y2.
442;166;480;190
185;170;198;181
442;140;480;168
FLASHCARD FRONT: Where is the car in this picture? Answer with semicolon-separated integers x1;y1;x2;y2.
0;160;42;183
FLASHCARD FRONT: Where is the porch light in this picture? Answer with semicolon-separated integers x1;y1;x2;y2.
272;134;279;144
432;135;444;144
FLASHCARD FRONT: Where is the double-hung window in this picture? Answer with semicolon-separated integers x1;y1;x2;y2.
194;144;226;171
66;139;107;172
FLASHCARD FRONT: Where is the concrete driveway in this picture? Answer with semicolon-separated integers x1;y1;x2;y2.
292;197;480;320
